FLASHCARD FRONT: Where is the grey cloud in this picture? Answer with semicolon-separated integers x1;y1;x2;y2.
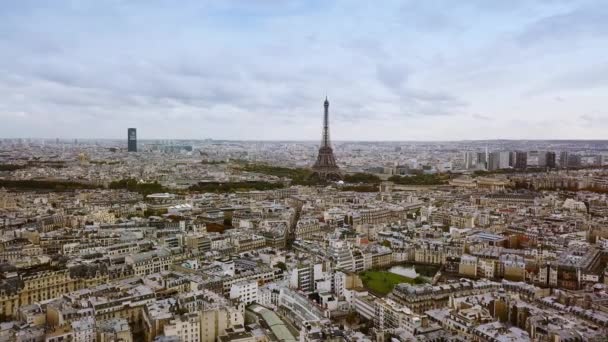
374;63;467;116
527;62;608;95
398;89;468;117
580;114;593;123
2;51;334;128
463;0;572;12
398;2;461;32
403;89;465;106
342;38;388;60
580;113;608;126
472;114;492;121
376;64;410;91
517;4;608;46
0;0;471;133
0;0;604;139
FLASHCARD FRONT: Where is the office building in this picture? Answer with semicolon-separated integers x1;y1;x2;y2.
290;263;323;294
229;280;258;305
463;152;477;170
128;128;137;152
488;151;510;171
537;151;548;167
546;152;556;168
568;154;582;168
476;152;487;170
514;151;527;169
528;151;545;167
559;151;569;168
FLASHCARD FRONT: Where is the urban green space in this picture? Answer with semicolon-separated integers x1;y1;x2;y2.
109;179;166;195
387;173;447;185
240;163;316;185
339;184;379;192
0;179;99;191
359;270;427;296
188;181;284;193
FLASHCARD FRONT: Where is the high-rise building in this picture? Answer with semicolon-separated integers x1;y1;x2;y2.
527;151;539;167
499;152;510;170
568;154;582;168
546;152;556;168
476;152;487;170
488;151;510;171
559;151;569;168
127;128;137;152
463;152;476;170
537;151;548;167
311;97;342;180
488;152;498;171
514;151;527;169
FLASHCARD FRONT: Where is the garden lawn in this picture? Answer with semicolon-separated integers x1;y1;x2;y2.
359;271;425;296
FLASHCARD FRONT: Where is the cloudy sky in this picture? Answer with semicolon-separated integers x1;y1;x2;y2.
1;0;607;140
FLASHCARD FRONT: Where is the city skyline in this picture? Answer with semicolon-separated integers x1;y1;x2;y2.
1;1;607;140
4;2;608;340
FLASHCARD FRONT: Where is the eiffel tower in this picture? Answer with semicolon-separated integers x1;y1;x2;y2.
311;97;342;181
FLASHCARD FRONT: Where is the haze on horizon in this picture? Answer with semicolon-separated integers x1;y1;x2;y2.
1;0;607;141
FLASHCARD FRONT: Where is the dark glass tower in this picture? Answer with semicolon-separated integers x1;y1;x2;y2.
546;152;556;168
311;97;342;181
128;128;137;152
514;151;527;169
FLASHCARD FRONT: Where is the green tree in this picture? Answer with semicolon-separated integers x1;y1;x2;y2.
340;184;379;192
240;163;316;185
189;181;284;193
109;179;166;195
388;174;446;185
345;312;358;325
343;173;381;184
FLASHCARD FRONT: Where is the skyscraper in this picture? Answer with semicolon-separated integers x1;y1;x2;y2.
476;152;487;170
568;154;582;168
546;152;556;168
559;151;569;168
488;151;510;171
463;152;476;170
488;152;499;171
595;155;603;166
128;128;137;152
311;97;342;181
514;151;527;169
537;151;548;167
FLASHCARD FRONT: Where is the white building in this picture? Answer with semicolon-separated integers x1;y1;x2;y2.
289;263;323;293
229;280;258;305
278;288;326;328
563;198;587;212
163;313;201;342
71;317;95;342
124;248;172;276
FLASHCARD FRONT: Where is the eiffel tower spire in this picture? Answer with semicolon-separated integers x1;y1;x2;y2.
312;97;342;181
322;96;330;148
